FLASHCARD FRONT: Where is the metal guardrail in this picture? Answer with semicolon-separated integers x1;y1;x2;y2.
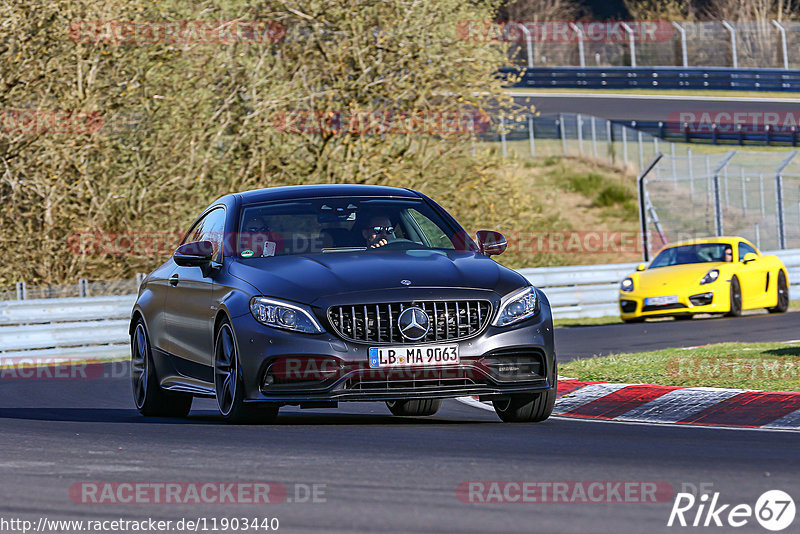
1;250;798;360
613;120;800;147
501;66;800;92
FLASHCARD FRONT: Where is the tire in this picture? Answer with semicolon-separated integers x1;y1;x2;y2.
674;314;694;321
386;399;442;417
768;271;789;313
130;318;192;417
492;375;557;423
622;317;644;324
214;319;279;424
726;276;742;317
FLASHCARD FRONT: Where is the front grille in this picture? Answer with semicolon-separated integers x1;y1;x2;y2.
619;300;637;313
642;302;688;313
328;300;492;344
344;367;483;391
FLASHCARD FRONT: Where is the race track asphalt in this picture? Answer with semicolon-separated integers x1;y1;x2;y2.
1;313;799;533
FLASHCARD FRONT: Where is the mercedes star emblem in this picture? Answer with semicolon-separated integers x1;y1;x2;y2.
397;307;430;341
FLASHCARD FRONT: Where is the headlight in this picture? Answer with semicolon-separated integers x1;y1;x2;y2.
492;286;538;327
249;297;324;334
620;277;634;292
700;269;720;285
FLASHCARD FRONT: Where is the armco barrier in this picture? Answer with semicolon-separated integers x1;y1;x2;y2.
501;66;800;92
1;249;798;361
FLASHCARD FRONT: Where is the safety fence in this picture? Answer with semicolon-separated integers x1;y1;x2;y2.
639;151;800;257
501;21;800;70
612;120;800;147
2;251;797;362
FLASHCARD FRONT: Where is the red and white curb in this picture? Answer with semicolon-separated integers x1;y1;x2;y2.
458;378;800;430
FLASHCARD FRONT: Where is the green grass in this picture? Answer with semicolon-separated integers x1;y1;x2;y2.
560;341;800;391
553;316;622;327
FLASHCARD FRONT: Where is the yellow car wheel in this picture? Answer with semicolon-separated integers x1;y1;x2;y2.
768;271;789;314
726;276;742;317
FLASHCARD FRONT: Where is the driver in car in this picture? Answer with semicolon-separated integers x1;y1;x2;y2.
361;215;396;249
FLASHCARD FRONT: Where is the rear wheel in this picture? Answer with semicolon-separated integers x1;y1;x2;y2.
214;320;279;424
674;314;694;321
493;375;557;423
622;317;644;324
131;319;192;417
386;399;442;417
768;271;789;313
726;276;742;317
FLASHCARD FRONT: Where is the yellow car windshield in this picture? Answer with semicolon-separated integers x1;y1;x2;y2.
650;243;730;268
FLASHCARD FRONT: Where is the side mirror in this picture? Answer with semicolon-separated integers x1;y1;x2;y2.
476;230;507;256
174;240;214;268
636;263;646;271
742;252;758;264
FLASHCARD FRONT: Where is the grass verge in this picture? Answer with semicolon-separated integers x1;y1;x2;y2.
560;341;800;391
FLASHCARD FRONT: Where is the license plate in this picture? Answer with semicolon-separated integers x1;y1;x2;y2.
368;344;460;368
645;295;679;306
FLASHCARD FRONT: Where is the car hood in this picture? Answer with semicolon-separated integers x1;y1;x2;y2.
228;249;527;304
635;262;725;293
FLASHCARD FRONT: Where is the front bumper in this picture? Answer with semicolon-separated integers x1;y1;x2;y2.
618;280;731;319
232;303;556;403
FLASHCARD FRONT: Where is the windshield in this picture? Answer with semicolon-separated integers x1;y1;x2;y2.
649;243;731;268
236;196;475;257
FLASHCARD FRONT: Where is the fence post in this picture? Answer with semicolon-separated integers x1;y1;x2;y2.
527;116;535;158
711;151;738;236
79;278;89;298
672;22;688;67
621;22;637;68
670;143;677;189
755;222;761;249
517;23;534;68
469;116;476;157
16;281;26;301
721;21;737;68
741;168;747;216
577;114;584;155
136;272;147;288
622;125;629;164
558;114;567;155
638;131;644;171
500;115;507;158
774;151;798;249
606;120;614;164
638;153;665;261
772;20;789;70
569;23;586;67
591;116;598;158
760;173;766;217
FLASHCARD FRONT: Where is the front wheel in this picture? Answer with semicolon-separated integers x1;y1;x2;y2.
386;399;442;417
493;376;557;423
214;319;279;424
768;271;789;313
726;276;742;317
131;319;192;417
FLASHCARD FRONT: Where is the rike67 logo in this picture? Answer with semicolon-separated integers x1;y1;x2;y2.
668;490;795;531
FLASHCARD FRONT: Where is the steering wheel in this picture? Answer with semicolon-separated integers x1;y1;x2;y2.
370;238;416;250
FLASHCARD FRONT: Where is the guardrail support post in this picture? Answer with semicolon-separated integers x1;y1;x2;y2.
774;151;798;249
16;281;26;301
772;20;789;70
569;23;586;68
671;22;688;68
79;278;89;298
638;153;664;261
721;21;738;68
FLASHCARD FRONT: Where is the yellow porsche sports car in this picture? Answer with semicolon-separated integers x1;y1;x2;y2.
619;237;790;323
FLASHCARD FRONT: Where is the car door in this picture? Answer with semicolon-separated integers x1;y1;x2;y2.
163;207;226;378
736;241;767;308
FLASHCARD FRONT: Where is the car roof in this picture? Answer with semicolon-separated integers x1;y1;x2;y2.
236;184;420;204
656;236;758;253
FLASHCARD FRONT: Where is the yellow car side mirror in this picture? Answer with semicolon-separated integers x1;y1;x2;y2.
742;252;758;264
636;263;646;271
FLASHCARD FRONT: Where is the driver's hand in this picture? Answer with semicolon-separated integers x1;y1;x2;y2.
369;239;388;248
